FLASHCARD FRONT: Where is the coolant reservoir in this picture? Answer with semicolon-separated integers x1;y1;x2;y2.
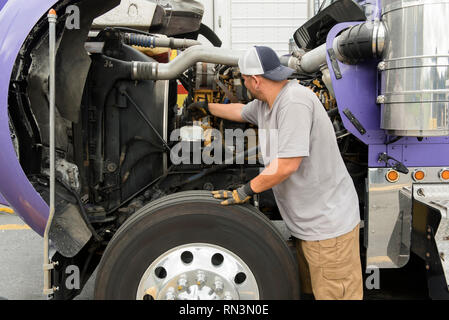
379;0;449;136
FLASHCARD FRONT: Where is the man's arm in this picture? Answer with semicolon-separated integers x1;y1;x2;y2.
208;103;246;122
250;157;303;193
212;157;302;205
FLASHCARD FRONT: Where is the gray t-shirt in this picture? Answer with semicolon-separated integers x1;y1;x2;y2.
241;80;360;241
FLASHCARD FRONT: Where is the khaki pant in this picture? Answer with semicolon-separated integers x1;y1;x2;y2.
295;224;363;300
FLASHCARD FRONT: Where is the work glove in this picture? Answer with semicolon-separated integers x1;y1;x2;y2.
185;100;210;120
212;182;254;206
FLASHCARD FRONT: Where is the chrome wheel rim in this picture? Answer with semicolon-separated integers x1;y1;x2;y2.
136;243;259;300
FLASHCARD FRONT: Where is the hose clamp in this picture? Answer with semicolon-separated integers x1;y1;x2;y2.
374;21;386;57
372;21;379;57
152;62;158;78
133;61;138;80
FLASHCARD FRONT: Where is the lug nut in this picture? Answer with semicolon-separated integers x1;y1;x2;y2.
177;274;188;291
196;270;206;287
224;291;233;300
165;287;176;300
376;95;386;104
214;277;224;294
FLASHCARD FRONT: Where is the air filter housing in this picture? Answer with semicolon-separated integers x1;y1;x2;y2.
379;0;449;136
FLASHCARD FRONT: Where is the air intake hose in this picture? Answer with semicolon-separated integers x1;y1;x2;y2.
335;21;385;63
281;21;386;74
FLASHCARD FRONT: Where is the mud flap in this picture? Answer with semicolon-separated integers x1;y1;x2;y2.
411;184;449;299
50;240;102;300
31;176;92;258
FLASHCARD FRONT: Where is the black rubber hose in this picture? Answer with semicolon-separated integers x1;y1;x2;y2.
337;22;375;63
173;145;259;188
125;33;157;48
106;173;167;215
28;173;103;242
124;33;201;49
198;23;222;47
113;27;153;36
55;178;103;242
121;151;163;185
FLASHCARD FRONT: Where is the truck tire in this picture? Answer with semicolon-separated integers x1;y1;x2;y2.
94;191;300;300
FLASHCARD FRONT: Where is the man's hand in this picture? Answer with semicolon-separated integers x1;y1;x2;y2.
212;182;254;206
185;100;210;120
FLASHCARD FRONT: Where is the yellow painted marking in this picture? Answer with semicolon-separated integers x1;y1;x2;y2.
0;207;14;214
0;224;31;230
177;94;188;107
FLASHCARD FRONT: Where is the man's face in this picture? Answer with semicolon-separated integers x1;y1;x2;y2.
242;75;263;101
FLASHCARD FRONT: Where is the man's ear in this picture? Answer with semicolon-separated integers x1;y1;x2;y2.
252;75;261;89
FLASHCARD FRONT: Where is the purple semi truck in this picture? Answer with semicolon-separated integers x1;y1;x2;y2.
0;0;448;300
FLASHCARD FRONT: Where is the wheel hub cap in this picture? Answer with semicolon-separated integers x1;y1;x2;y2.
136;243;259;300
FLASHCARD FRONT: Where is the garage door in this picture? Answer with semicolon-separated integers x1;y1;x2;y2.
212;0;311;55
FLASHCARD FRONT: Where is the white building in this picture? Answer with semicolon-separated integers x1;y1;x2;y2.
197;0;314;55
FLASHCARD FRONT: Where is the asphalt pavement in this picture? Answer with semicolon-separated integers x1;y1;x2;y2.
0;210;94;300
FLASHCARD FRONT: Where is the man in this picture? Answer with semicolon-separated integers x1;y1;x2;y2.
185;46;363;300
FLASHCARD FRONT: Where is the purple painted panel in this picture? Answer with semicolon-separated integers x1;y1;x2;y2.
327;22;449;168
387;144;403;164
0;0;57;235
0;192;7;206
368;144;386;168
403;145;449;167
0;1;10;206
326;22;386;146
0;1;7;11
367;142;449;168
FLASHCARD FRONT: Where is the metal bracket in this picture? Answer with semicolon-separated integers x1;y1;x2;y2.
378;152;409;174
43;261;59;271
343;108;367;135
43;288;58;296
43;261;60;295
327;48;342;79
120;89;171;152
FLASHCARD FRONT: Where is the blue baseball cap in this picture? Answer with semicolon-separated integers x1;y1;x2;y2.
238;46;295;81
